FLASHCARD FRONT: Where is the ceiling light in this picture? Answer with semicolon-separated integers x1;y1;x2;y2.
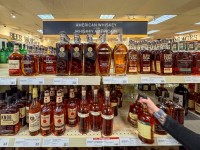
37;14;55;20
37;29;43;34
195;22;200;25
175;30;197;35
148;15;177;25
11;13;16;19
147;30;160;34
100;15;115;19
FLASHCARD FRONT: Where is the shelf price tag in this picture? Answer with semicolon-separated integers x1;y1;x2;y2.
103;76;128;84
120;137;141;146
14;138;41;147
19;78;44;85
184;76;200;83
0;78;16;85
0;138;9;147
102;137;120;146
141;77;166;84
157;137;180;146
43;138;69;147
86;138;104;147
53;78;79;85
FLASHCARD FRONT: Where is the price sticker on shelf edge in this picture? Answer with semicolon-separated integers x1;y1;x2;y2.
0;78;16;85
43;138;69;147
0;138;9;147
14;138;41;147
102;137;120;146
103;76;128;84
141;77;166;84
53;78;78;85
184;76;200;83
19;78;44;85
86;138;104;147
120;137;141;146
157;137;180;146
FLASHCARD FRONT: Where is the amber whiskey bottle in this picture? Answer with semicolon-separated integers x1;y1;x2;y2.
53;91;66;136
97;33;112;75
78;90;90;134
84;34;97;75
50;87;56;110
38;85;44;108
188;84;196;110
70;33;83;75
113;34;128;75
151;41;157;74
33;45;40;75
67;89;78;127
29;87;41;136
102;91;114;136
26;85;33;126
90;89;101;131
41;90;53;136
138;104;154;144
8;43;23;76
192;41;200;74
110;85;118;116
56;31;70;75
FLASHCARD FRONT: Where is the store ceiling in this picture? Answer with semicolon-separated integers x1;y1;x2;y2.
0;0;200;40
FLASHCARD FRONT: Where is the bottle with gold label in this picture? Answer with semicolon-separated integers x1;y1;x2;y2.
53;90;66;136
29;87;41;136
138;104;154;144
41;90;53;136
113;34;128;75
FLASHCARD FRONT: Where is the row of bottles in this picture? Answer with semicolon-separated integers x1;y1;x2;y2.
0;84;123;136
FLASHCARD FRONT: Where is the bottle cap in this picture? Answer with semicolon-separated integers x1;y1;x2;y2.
32;88;38;98
57;91;62;97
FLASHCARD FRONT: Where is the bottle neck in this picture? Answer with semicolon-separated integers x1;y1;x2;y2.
105;96;110;106
117;34;123;44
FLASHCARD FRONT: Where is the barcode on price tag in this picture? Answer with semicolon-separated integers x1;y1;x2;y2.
86;138;103;147
157;137;180;145
0;138;9;147
120;137;141;146
102;137;120;146
43;138;69;147
14;138;41;147
103;77;128;84
141;77;166;83
20;78;44;85
0;78;16;85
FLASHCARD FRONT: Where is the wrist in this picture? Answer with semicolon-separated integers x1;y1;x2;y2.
153;109;167;125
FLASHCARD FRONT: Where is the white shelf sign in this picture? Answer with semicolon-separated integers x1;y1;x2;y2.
102;137;120;146
86;138;104;147
184;76;200;83
141;77;166;84
0;138;9;147
14;138;41;147
103;76;128;84
43;138;69;147
20;78;44;85
157;137;180;146
53;78;78;85
0;78;16;85
120;137;141;146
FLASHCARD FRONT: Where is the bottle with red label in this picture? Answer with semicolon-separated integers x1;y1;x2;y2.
110;85;118;116
102;91;114;136
78;90;90;134
53;90;66;136
67;89;78;127
41;90;54;136
50;87;56;110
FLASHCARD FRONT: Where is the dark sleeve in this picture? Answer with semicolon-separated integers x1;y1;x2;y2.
162;115;200;150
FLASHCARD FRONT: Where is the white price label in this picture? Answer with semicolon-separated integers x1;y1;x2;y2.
0;138;9;147
184;76;200;83
86;138;103;147
53;78;78;85
102;137;120;146
0;78;16;85
157;137;180;145
103;76;128;84
120;138;141;146
141;77;166;83
43;138;69;147
14;138;41;147
20;78;44;85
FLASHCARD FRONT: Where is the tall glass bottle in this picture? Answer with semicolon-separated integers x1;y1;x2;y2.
151;41;157;74
102;91;114;136
0;41;6;63
26;85;33;126
84;34;97;75
6;42;13;63
113;34;128;75
110;85;118;116
50;87;56;110
70;33;83;75
38;85;44;108
97;33;112;75
192;41;200;74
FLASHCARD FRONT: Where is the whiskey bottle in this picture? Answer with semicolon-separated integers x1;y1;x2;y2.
155;84;168;97
53;91;66;136
8;43;23;76
84;34;97;75
33;45;40;75
0;92;6;109
39;46;45;74
70;33;83;75
29;87;41;136
192;41;200;74
67;89;78;127
41;90;53;136
90;89;101;131
154;40;161;74
151;41;157;74
102;91;114;136
110;85;118;116
97;33;112;75
188;84;196;110
138;104;154;144
56;31;70;75
50;87;56;110
26;85;33;126
39;85;44;108
113;34;128;75
115;85;123;108
173;97;185;124
78;90;90;134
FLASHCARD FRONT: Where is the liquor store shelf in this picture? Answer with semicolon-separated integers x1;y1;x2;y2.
1;101;200;148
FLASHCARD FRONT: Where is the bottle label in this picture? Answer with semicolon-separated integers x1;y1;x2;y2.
128;67;137;73
101;114;114;120
1;112;19;125
90;111;101;116
195;102;200;113
173;93;183;107
26;106;29;123
56;97;62;103
128;112;137;125
142;54;150;61
72;47;82;60
41;114;50;130
111;102;118;107
115;52;127;55
152;61;155;72
142;66;150;72
138;120;152;140
188;99;195;109
9;60;20;69
58;47;66;58
156;61;161;73
29;112;40;132
44;97;50;103
143;85;149;91
85;47;96;61
68;108;77;119
19;107;26;118
164;68;172;73
164;54;172;62
54;114;65;130
78;112;89;118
